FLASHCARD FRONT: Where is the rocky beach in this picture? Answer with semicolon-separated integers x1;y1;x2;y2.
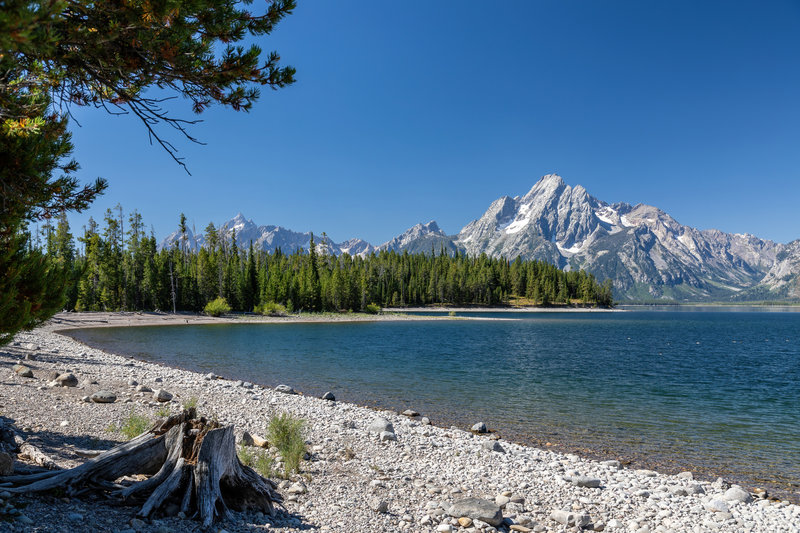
0;313;797;532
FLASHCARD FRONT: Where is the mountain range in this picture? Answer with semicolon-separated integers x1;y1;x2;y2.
162;174;800;302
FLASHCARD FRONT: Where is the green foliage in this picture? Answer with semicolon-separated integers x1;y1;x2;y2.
448;310;457;317
155;406;171;418
255;301;288;316
237;445;276;479
204;297;231;317
182;396;199;410
266;412;305;477
364;303;382;314
119;410;151;440
25;205;616;316
0;0;295;344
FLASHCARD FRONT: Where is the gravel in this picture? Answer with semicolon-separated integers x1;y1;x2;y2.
0;326;797;533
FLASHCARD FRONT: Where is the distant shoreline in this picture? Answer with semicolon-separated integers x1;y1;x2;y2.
42;310;451;332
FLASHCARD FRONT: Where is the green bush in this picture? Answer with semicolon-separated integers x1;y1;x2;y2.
254;301;288;317
238;445;276;478
120;410;151;439
267;411;305;477
204;297;231;317
364;303;381;315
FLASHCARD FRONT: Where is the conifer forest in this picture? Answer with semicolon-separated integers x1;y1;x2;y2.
35;207;614;314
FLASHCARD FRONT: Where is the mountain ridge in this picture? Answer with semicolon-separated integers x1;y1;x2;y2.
160;175;800;301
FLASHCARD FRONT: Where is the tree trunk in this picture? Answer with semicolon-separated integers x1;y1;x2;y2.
1;410;281;527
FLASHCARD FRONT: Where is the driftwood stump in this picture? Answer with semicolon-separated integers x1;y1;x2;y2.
0;410;282;527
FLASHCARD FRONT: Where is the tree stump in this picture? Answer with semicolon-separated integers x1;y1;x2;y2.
0;410;281;527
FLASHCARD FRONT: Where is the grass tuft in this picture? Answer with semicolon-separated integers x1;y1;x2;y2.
266;411;306;477
119;409;151;439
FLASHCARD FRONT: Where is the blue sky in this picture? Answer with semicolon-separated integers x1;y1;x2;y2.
65;1;800;245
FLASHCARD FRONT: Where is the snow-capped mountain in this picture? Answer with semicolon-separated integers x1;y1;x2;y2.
161;213;376;256
451;174;791;300
159;176;799;301
378;221;458;255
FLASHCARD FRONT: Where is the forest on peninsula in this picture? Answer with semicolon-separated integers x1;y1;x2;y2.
35;207;614;314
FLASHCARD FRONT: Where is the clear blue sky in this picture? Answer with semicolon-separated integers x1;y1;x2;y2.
65;0;800;245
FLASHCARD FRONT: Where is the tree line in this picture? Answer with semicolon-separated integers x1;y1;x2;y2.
36;208;614;314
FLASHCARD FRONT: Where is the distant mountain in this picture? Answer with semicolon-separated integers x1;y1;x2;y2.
378;221;458;255
451;174;788;300
160;176;800;302
161;213;376;256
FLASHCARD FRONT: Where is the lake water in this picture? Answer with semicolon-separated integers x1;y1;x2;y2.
65;307;800;501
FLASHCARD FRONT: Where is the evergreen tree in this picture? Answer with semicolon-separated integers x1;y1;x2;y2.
0;0;296;343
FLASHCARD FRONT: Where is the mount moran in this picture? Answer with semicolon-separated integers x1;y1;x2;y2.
163;174;800;302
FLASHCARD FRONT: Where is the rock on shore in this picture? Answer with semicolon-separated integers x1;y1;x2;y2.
0;327;797;533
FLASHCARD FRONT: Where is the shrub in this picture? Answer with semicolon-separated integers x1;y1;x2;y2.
182;396;198;410
254;301;288;317
204;297;231;317
238;445;276;478
120;410;151;439
364;303;381;315
266;412;305;477
448;310;457;317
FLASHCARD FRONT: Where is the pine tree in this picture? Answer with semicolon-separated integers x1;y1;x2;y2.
0;0;296;343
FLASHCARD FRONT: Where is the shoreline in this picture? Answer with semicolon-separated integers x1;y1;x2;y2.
0;314;797;532
42;310;455;332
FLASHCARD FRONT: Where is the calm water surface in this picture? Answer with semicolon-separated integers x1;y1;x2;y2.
66;308;800;501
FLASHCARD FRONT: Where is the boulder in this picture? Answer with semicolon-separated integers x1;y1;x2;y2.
471;422;487;434
12;365;33;378
704;499;730;513
570;475;602;488
90;391;117;404
321;391;336;401
135;385;152;393
550;510;591;528
723;485;753;503
55;373;78;387
287;482;307;494
447;498;503;527
153;389;173;402
402;409;419;417
379;431;397;442
368;417;394;435
370;498;389;513
481;440;505;453
240;431;268;448
275;384;297;395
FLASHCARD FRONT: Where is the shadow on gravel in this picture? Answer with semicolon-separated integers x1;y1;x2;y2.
1;415;121;467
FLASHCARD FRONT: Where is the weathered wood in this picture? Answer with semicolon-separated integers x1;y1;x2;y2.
0;410;281;525
18;442;58;470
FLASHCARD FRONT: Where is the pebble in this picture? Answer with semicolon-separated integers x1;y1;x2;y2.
1;327;796;533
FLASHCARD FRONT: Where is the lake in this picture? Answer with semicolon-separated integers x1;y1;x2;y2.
65;307;800;501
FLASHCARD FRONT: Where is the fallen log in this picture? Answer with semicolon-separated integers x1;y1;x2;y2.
0;409;281;527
